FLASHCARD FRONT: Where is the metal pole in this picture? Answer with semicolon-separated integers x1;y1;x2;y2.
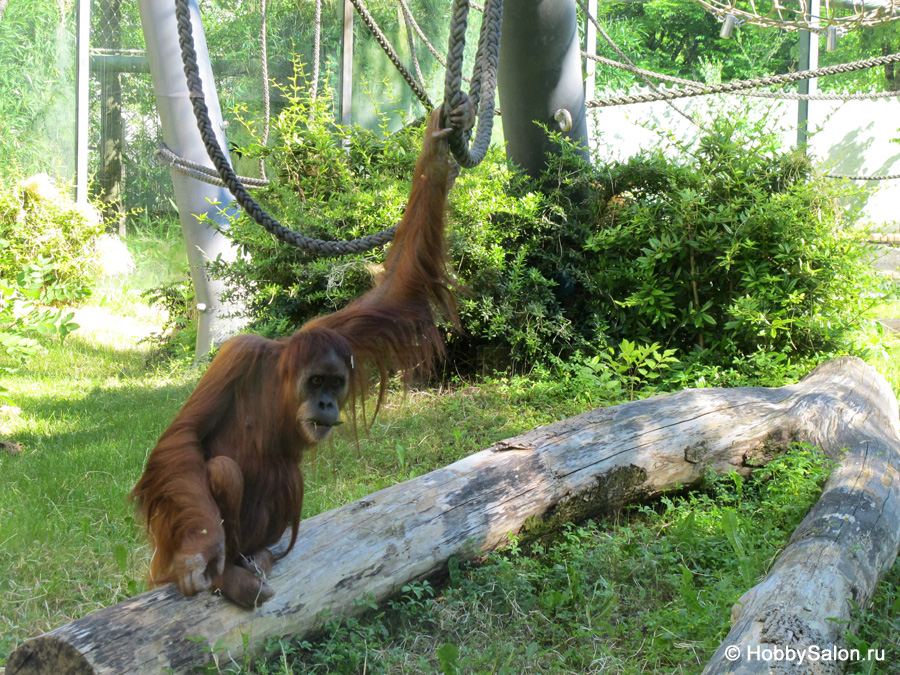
75;0;90;203
137;0;246;359
584;0;597;107
340;0;354;127
797;0;820;149
498;0;590;179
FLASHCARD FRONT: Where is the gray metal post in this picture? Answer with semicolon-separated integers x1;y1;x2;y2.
797;0;820;149
497;0;590;178
75;0;90;203
137;0;245;359
341;0;354;126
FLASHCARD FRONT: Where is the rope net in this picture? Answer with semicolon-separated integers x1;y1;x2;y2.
172;0;501;253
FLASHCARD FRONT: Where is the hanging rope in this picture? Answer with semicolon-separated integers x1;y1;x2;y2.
577;0;702;129
582;52;900;101
825;172;900;180
579;24;900;180
259;0;270;180
587;52;900;108
173;0;504;252
174;0;397;256
443;0;503;168
348;0;433;109
744;89;900;100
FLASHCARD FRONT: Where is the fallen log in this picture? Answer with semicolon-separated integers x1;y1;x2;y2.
7;356;900;675
703;357;900;674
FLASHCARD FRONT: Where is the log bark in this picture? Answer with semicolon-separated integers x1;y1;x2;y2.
703;357;900;674
7;356;900;675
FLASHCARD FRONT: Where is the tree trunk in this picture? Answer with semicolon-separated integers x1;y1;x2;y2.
7;357;900;675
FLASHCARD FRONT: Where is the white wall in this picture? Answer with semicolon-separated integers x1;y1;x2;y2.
587;91;900;228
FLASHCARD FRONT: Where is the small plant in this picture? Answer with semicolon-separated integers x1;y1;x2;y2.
844;560;900;674
0;258;84;402
141;275;197;359
0;173;103;293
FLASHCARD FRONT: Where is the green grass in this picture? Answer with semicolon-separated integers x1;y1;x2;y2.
3;290;900;671
0;298;584;664
0;313;196;659
250;446;834;675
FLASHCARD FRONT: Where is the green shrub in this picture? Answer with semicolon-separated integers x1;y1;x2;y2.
0;173;104;293
211;88;886;373
580;118;886;358
0;258;85;402
0;173;99;401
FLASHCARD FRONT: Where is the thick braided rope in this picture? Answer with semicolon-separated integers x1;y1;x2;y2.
577;0;700;128
745;89;900;100
444;0;502;168
581;48;900;180
826;172;900;180
588;52;900;107
156;143;270;188
174;0;397;256
348;0;433;109
583;52;900;101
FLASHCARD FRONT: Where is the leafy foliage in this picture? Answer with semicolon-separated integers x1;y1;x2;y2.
580;115;886;359
0;174;98;402
0;259;86;403
0;174;103;292
140;275;198;360
211;87;883;374
587;0;794;90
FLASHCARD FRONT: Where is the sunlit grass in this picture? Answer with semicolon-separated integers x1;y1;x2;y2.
0;294;588;663
3;288;900;669
0;308;196;659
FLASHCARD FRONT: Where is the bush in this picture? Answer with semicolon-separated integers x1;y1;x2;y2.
0;173;103;293
579;118;886;358
0;173;99;402
1;258;85;402
211;90;887;373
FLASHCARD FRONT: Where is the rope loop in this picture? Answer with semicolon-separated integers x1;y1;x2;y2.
174;0;399;256
172;0;506;253
444;0;503;168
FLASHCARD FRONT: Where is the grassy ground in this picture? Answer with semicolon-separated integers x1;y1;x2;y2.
2;281;900;672
0;286;587;664
0;298;193;658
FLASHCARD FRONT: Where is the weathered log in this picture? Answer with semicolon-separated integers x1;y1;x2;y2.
703;357;900;674
7;356;899;675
